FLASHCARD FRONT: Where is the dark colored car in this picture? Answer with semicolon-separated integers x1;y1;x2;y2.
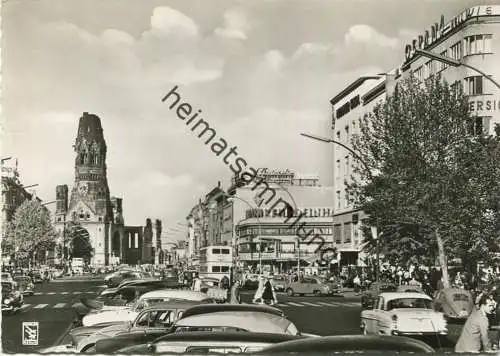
2;281;24;314
253;335;435;354
434;287;474;320
87;300;201;353
13;276;35;296
69;322;124;346
107;271;147;288
361;282;397;309
114;331;305;354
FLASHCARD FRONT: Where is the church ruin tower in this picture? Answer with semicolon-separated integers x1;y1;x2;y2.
66;112;113;265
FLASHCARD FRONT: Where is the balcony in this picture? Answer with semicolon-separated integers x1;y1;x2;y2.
237;251;319;261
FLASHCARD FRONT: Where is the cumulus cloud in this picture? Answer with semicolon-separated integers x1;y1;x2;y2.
345;24;399;48
150;6;198;37
214;8;248;39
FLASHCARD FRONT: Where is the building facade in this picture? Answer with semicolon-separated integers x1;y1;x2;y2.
330;4;500;266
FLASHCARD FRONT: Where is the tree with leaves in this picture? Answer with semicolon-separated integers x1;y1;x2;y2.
3;199;58;267
348;76;500;288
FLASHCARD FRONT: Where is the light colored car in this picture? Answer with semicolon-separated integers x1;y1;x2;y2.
77;300;199;353
82;289;213;326
171;310;301;335
1;273;14;283
284;277;332;296
433;288;473;320
360;292;448;337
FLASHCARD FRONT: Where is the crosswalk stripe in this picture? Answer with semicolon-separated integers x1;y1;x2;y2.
61;292;69;294
53;303;66;308
317;302;334;306
73;291;81;294
301;302;321;306
286;302;304;306
276;303;288;307
34;292;43;296
20;304;30;309
33;304;48;309
47;292;56;295
346;302;360;307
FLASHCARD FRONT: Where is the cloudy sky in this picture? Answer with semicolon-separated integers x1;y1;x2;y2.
2;0;493;234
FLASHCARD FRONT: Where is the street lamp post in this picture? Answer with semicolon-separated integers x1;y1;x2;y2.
415;49;500;90
223;193;263;274
301;132;375;277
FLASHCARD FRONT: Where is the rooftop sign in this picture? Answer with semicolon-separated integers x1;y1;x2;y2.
405;5;500;61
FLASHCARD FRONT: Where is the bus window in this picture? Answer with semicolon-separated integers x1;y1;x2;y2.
222;249;230;254
212;266;221;272
212;248;221;254
221;266;230;272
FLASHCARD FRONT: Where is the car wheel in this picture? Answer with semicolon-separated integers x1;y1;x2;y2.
286;288;294;296
360;321;368;335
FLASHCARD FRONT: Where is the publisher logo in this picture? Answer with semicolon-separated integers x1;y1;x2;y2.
22;322;39;346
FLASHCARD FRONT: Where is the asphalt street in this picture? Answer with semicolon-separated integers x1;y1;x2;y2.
1;278;484;353
1;278;102;353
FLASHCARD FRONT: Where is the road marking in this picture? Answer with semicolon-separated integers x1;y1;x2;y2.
61;292;69;294
72;303;80;308
53;303;66;308
72;292;82;294
33;292;43;296
276;303;288;307
20;304;31;309
47;292;56;295
33;304;48;309
345;302;360;307
301;302;321;306
317;302;334;306
286;302;304;307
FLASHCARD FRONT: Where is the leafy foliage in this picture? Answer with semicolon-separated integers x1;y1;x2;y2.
2;199;58;260
347;76;500;274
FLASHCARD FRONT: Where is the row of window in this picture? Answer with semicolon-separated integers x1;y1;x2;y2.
413;34;493;81
199;265;230;273
238;227;333;236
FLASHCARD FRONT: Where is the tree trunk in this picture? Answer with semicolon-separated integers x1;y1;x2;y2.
435;228;450;288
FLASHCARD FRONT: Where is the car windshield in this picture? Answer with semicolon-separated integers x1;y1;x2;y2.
453;293;470;302
387;298;432;310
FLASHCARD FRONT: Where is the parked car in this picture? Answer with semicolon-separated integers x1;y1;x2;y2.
361;281;397;309
77;300;200;353
107;271;148;288
433;287;473;321
116;331;306;354
170;310;301;335
1;272;14;283
82;289;214;326
13;276;35;296
360;292;448;337
256;335;435;354
2;281;24;314
284;277;333;296
178;303;286;320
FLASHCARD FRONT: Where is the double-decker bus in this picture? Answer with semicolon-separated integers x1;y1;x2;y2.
199;245;233;281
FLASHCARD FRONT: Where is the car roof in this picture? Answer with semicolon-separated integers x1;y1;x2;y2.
379;292;432;301
255;335;435;353
139;289;210;301
154;331;303;344
180;303;284;319
140;300;203;311
174;311;291;333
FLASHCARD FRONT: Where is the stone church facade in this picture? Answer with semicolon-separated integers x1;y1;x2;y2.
54;112;161;266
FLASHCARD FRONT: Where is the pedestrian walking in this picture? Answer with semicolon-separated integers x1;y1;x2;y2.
455;293;497;353
229;280;241;304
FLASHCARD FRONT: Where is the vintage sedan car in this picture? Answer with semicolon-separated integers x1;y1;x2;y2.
360;292;448;337
179;303;286;319
284;277;334;296
361;281;397;309
77;300;200;353
396;284;424;294
13;276;35;296
107;270;147;288
433;287;473;320
2;281;24;314
115;331;306;354
171;310;301;335
271;275;288;292
69;322;124;346
255;335;435;354
82;289;213;326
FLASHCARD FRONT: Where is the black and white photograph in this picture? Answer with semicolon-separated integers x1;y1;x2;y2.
1;0;500;354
